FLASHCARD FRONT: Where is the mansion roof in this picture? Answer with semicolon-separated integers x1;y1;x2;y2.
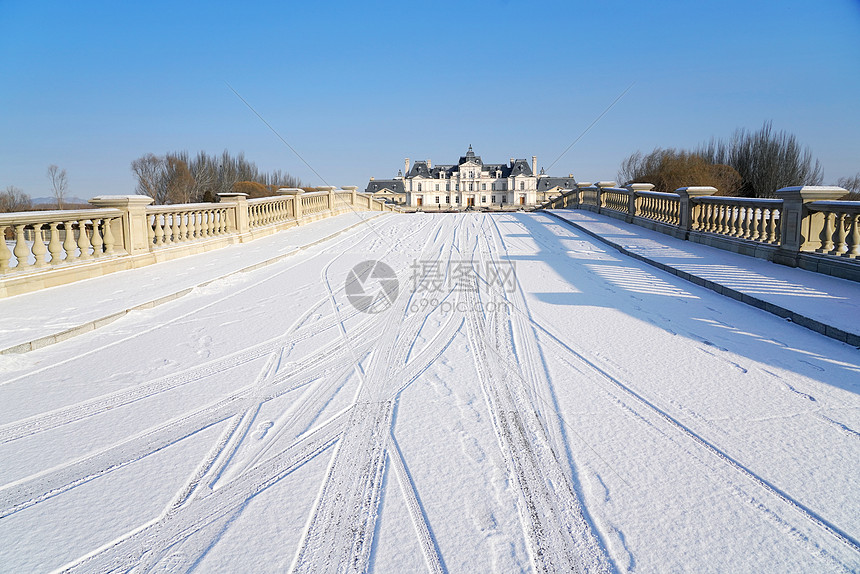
364;146;573;194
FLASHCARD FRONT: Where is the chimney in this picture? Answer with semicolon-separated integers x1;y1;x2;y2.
532;156;537;175
510;157;515;166
427;159;432;169
405;158;410;175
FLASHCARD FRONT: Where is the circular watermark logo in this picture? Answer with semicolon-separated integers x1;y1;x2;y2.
345;260;399;314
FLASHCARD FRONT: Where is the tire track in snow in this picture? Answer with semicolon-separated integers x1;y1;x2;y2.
57;409;348;573
0;216;437;445
462;217;612;574
288;215;464;573
494;215;860;568
388;432;445;574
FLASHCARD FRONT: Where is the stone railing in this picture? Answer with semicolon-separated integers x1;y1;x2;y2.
0;186;399;297
806;201;860;258
540;182;858;281
1;208;124;273
146;203;231;247
636;190;681;226
692;196;782;246
248;195;295;229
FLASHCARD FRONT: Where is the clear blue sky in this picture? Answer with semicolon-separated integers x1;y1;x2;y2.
2;0;859;198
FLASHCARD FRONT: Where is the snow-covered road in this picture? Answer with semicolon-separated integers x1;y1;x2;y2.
1;212;858;573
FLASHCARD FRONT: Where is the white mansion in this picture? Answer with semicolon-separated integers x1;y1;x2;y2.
365;146;576;208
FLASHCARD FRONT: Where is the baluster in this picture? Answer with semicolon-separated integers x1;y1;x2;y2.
208;211;216;236
818;211;834;252
729;206;740;236
171;212;181;244
747;206;755;239
721;205;731;235
179;211;188;241
64;221;78;261
0;225;10;273
104;218;116;255
77;220;93;260
13;224;29;268
735;206;746;238
153;214;165;246
146;214;155;247
47;222;62;264
846;214;860;258
765;209;777;243
30;223;48;267
754;208;766;242
831;213;847;255
90;218;104;257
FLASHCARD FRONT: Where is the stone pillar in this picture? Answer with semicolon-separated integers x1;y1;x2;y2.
675;186;716;231
216;192;250;234
317;186;336;211
88;195;154;255
278;188;304;221
626;183;655;221
595;181;616;212
342;186;358;206
774;186;847;265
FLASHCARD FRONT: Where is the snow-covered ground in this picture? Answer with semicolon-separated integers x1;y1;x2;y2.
0;213;858;573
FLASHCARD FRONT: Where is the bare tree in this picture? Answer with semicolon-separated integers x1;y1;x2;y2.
132;154;167;203
131;150;305;204
697;121;823;197
165;155;195;204
0;185;32;212
47;164;68;209
617;148;741;195
837;173;860;200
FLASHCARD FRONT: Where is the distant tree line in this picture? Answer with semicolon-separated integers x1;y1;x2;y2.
618;122;827;198
131;150;305;204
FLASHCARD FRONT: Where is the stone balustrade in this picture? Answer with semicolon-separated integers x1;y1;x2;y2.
541;182;858;281
146;204;231;247
302;191;330;216
1;208;125;273
636;191;681;226
692;196;782;245
248;195;295;228
806;200;860;258
1;187;400;297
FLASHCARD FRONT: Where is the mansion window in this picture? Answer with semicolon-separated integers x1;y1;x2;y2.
455;196;460;203
491;183;495;191
455;184;459;191
435;196;440;203
482;183;486;190
491;195;496;203
445;195;450;203
520;182;525;190
468;183;473;191
481;196;487;203
446;183;450;191
417;183;422;192
435;184;440;191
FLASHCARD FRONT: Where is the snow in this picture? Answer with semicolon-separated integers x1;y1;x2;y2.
0;212;858;573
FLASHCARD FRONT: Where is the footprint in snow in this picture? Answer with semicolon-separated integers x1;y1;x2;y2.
252;421;274;440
